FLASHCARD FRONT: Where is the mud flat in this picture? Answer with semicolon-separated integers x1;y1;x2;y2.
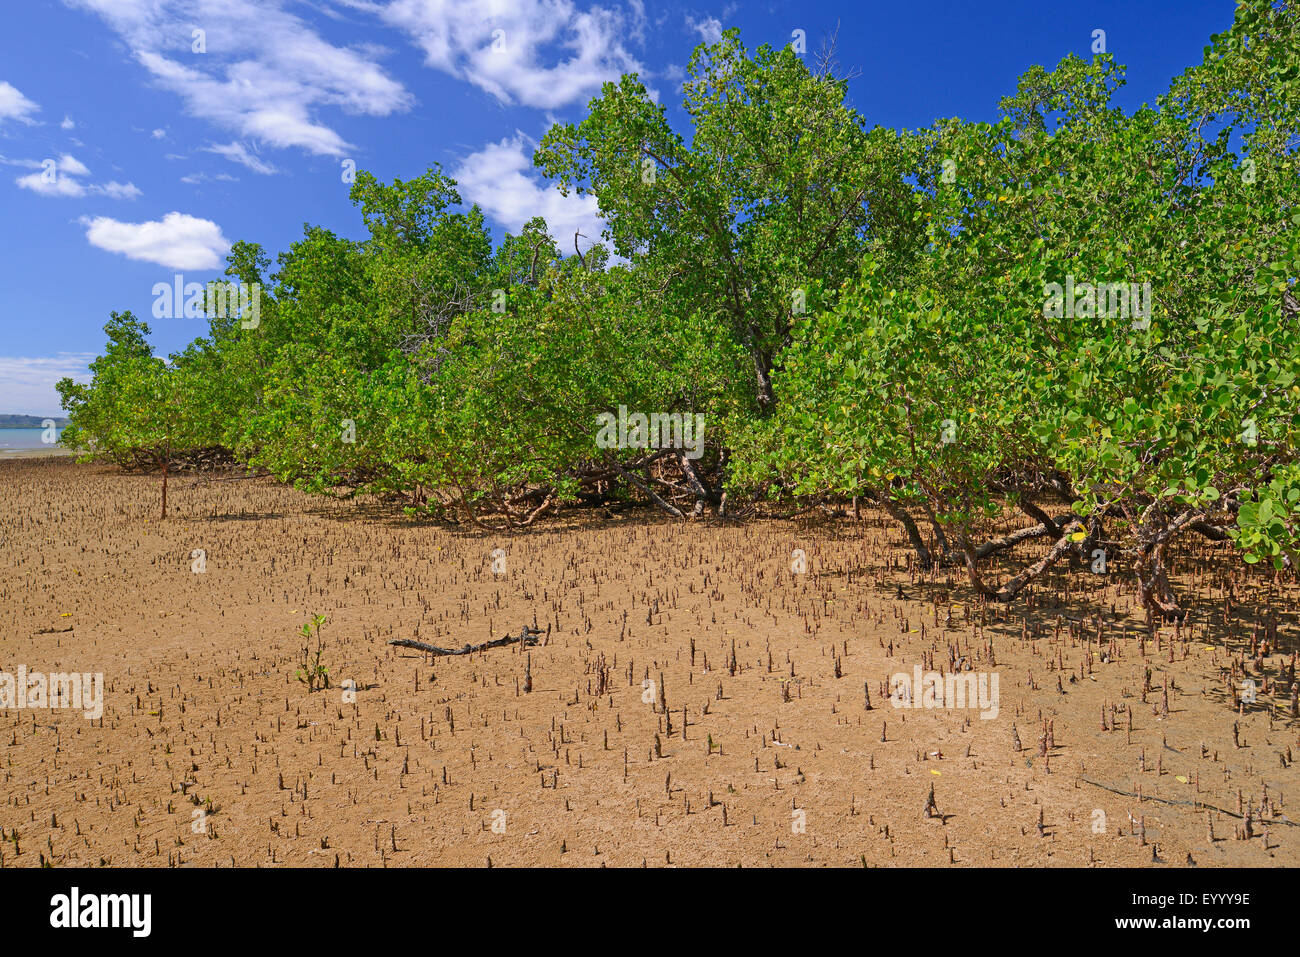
1;456;1296;867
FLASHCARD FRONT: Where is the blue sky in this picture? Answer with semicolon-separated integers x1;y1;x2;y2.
0;0;1233;415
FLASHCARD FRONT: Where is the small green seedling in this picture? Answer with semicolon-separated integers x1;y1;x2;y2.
296;614;331;692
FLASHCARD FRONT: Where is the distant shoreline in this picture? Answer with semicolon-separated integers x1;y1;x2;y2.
0;448;77;459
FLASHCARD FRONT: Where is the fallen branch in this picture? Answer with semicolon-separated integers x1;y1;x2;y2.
1188;520;1232;542
389;624;545;657
607;458;686;519
961;520;1083;602
1079;776;1299;826
971;521;1059;560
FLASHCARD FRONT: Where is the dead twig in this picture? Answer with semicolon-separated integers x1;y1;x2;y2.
389;625;545;657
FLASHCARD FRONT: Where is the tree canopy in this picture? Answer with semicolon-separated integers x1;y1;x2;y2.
60;0;1300;617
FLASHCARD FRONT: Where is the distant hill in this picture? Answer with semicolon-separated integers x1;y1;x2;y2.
0;414;70;428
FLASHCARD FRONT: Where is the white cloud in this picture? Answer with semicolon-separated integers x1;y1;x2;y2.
0;81;40;125
17;170;87;197
375;0;649;110
14;154;139;199
58;154;91;178
98;181;144;199
453;133;604;254
685;14;722;44
0;354;95;418
203;141;278;175
61;115;76;130
81;211;231;269
180;170;238;184
64;0;413;158
16;155;91;196
151;128;166;138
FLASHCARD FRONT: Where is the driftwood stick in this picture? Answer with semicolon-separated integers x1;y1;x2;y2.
1078;777;1299;826
389;625;543;657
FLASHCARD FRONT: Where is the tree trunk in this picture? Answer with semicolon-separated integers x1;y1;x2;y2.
1018;498;1062;538
874;495;934;568
753;349;776;413
161;443;169;520
1130;505;1195;621
678;451;717;517
919;500;952;562
1135;541;1185;621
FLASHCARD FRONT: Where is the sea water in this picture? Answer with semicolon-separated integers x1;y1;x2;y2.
0;427;62;450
